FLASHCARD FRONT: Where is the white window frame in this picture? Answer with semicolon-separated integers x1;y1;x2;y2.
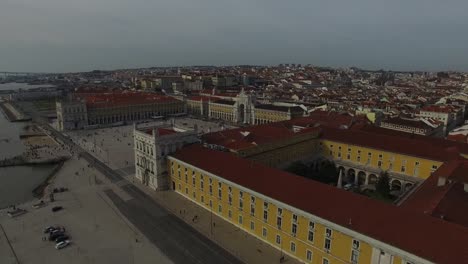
276;234;281;245
306;249;313;262
290;242;296;253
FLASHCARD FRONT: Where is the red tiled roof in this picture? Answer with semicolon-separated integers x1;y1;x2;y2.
401;161;468;228
172;144;468;263
447;133;468;143
80;92;179;108
421;105;456;113
320;126;461;162
145;127;177;136
381;117;441;130
355;125;468;156
187;96;212;102
202;123;320;151
288;111;362;129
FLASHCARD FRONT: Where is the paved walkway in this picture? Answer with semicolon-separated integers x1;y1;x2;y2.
129;177;303;264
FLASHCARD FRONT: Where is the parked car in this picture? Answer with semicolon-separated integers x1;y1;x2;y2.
52;206;63;212
44;226;65;234
43;226;55;234
55;235;69;243
343;183;355;191
32;200;46;209
55;240;70;250
49;231;65;241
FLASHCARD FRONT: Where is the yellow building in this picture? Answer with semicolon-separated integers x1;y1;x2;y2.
185;90;305;125
201;119;457;192
57;92;185;130
132;114;468;263
167;144;465;264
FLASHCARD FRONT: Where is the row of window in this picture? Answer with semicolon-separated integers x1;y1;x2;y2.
136;155;154;173
174;167;363;263
136;140;154;156
325;144;439;173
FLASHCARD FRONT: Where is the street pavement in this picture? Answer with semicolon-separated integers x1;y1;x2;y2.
106;185;242;264
36;119;244;264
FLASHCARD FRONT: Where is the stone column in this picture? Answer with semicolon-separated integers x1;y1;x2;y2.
354;172;359;185
364;174;369;185
337;169;343;188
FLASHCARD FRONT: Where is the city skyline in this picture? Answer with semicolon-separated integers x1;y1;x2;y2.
2;0;468;73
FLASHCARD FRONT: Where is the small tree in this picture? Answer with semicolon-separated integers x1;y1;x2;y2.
286;161;308;177
376;172;390;197
316;161;338;184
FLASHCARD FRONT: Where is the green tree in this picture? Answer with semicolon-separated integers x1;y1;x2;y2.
376;172;390;197
316;161;338;184
286;161;308;177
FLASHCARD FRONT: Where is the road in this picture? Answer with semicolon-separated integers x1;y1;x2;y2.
35;117;243;264
106;185;242;264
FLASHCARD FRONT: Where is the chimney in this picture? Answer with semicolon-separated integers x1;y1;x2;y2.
437;176;447;187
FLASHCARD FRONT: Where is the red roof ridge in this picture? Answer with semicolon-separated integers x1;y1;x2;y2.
172;144;468;263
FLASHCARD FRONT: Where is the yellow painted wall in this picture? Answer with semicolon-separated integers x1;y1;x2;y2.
320;140;443;180
168;159;410;264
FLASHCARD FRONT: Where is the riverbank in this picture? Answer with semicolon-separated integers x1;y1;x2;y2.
0;155;167;264
32;161;65;198
0;154;67;168
0;102;31;122
0;127;71;168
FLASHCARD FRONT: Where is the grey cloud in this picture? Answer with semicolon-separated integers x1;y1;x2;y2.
0;0;467;72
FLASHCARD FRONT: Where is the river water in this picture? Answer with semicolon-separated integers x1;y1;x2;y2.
0;82;55;91
0;83;56;208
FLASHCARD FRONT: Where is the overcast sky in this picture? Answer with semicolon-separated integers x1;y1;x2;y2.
1;0;468;73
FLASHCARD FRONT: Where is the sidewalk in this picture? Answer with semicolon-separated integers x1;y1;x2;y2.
129;177;303;264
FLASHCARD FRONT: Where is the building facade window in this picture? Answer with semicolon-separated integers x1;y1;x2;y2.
228;186;232;205
238;215;243;225
209;178;213;195
250;221;255;230
262;227;267;237
276;234;281;245
308;221;315;242
291;214;298;236
239;191;244;210
290;242;296;253
200;175;204;191
277;208;283;229
218;182;222;200
250;196;256;216
324;228;332;251
263;202;269;222
306;250;313;261
351;239;360;263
